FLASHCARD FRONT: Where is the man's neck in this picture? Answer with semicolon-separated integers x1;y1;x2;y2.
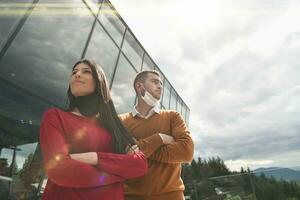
136;99;153;117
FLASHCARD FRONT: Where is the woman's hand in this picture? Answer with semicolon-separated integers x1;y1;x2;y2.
70;152;98;165
126;144;140;154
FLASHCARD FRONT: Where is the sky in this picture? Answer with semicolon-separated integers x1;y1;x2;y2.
110;0;300;171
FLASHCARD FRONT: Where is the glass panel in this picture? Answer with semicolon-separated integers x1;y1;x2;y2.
37;0;93;3
111;54;137;114
160;103;165;110
0;80;51;199
177;99;182;114
31;0;94;16
181;104;186;122
85;22;120;82
121;30;144;71
186;109;190;126
84;0;101;15
0;0;33;47
154;67;165;84
98;0;125;46
92;0;102;4
0;0;94;106
170;88;177;110
142;53;154;71
162;80;171;109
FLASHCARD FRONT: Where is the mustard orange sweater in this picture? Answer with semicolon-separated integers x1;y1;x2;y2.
119;110;194;196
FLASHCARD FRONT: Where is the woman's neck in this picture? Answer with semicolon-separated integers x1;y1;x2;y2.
71;107;98;119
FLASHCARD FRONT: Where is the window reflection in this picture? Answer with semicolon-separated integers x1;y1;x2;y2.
111;53;137;114
91;0;103;4
85;22;120;82
142;53;155;71
0;0;33;48
122;30;144;71
177;99;182;114
154;67;165;85
162;80;171;109
186;109;190;127
6;144;44;200
170;88;177;110
0;0;191;199
98;0;125;46
0;0;94;107
0;80;49;199
181;104;186;122
160;103;164;110
38;0;95;3
0;1;95;198
83;0;100;16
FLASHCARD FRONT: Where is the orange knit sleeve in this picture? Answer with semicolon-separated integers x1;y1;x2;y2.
148;111;194;163
119;113;164;158
136;133;164;157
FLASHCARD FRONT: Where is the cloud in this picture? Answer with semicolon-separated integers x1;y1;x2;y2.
111;0;300;169
189;32;300;168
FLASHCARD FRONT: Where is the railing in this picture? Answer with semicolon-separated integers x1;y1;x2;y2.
184;172;256;200
183;166;300;200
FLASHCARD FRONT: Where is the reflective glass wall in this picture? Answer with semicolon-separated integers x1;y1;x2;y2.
0;0;190;199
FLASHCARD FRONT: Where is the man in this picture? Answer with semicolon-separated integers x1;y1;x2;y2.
119;70;194;200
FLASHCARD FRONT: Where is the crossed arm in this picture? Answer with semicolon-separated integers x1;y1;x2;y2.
69;135;172;166
40;110;147;189
70;145;147;178
70;112;194;167
136;112;194;164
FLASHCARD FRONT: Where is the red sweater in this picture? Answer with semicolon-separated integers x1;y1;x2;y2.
40;108;147;200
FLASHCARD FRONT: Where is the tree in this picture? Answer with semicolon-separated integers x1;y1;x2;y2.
182;156;300;199
0;158;9;176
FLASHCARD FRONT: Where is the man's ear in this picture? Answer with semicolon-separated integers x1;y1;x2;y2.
135;82;144;96
135;82;140;93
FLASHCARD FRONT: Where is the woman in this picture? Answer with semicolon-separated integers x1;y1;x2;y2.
40;59;147;200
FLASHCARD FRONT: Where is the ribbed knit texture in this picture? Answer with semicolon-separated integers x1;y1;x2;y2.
40;108;147;200
119;110;194;199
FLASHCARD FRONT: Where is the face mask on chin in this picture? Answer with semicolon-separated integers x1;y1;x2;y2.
140;86;160;107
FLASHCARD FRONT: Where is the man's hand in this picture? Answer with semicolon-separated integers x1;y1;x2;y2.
159;133;175;144
70;152;98;165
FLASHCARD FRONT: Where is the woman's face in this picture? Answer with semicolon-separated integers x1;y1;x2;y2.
69;63;96;97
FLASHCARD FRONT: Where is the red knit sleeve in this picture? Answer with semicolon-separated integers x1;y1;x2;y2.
40;109;124;188
96;151;147;179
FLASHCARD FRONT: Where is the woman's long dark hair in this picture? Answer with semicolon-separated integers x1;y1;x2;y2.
66;59;135;154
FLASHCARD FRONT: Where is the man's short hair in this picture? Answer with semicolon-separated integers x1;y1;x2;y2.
133;70;160;93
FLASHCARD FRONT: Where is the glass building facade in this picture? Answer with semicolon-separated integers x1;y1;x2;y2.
0;0;190;199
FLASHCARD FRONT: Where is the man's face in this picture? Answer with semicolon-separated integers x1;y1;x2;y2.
142;73;163;100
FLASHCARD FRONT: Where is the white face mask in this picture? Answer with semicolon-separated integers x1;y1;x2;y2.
141;88;160;107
